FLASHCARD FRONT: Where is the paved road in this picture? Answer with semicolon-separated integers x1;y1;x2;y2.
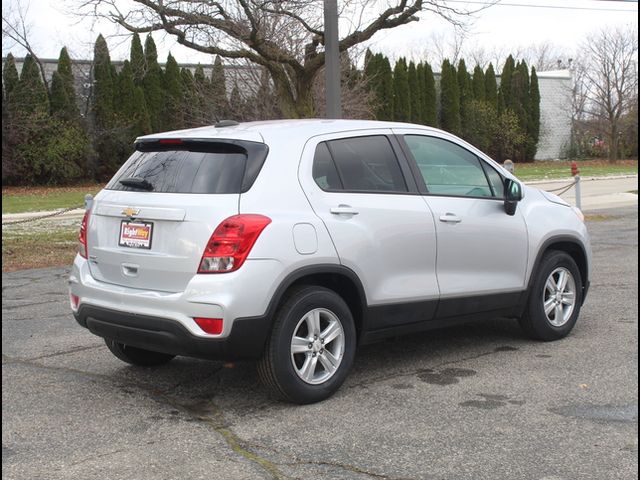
528;176;638;211
3;207;638;480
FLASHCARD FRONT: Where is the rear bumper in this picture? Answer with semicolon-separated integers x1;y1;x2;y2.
74;304;270;360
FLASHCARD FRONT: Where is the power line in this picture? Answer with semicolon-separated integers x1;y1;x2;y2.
445;0;638;12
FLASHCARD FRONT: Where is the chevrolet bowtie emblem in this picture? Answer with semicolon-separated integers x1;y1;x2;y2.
122;207;140;218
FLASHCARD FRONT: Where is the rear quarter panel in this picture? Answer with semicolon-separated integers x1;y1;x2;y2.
238;130;342;303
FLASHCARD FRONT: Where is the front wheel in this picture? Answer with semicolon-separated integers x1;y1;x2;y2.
520;251;583;341
105;339;175;366
258;286;356;404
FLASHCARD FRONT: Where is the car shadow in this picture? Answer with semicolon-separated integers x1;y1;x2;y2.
108;316;528;415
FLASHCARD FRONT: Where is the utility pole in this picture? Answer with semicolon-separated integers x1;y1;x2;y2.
323;0;342;118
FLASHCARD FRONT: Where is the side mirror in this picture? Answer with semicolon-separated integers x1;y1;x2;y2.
504;178;522;216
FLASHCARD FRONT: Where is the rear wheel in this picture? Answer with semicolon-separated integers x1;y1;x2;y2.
520;251;583;341
258;286;356;404
105;339;175;366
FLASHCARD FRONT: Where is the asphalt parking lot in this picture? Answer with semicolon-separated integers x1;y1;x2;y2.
2;207;638;480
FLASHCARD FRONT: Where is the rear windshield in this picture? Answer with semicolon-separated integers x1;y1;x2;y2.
106;140;268;194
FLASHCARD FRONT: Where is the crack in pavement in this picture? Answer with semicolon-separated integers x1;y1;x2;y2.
238;438;416;480
283;460;414;480
3;353;410;480
2;354;286;480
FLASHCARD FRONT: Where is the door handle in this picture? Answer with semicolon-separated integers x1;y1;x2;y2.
330;205;359;215
439;213;461;223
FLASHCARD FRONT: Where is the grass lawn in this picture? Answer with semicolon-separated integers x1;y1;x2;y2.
2;223;79;272
2;184;103;214
513;160;637;182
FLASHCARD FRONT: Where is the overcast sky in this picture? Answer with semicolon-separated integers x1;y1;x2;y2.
2;0;638;66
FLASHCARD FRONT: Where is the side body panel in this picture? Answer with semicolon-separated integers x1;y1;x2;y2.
295;130;440;319
392;128;529;302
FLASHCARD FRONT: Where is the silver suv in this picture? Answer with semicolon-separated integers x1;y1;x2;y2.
69;119;591;404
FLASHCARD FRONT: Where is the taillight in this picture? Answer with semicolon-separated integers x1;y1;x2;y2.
78;210;90;258
198;214;271;273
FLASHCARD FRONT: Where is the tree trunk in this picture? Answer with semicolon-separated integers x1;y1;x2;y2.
279;82;316;118
269;66;317;119
609;124;619;163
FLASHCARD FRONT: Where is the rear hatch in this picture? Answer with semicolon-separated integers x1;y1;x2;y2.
87;138;268;293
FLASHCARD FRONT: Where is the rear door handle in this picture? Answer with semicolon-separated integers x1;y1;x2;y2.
330;205;359;215
439;213;461;223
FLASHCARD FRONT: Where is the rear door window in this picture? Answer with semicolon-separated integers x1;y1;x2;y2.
325;136;408;193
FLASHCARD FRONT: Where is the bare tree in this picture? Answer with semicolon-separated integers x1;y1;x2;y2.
80;0;486;117
2;1;49;89
414;29;467;67
577;24;638;162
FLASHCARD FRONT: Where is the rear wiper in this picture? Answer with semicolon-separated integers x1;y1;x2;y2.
119;177;154;191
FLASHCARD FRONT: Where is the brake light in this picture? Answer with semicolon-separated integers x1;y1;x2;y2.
194;317;223;334
78;210;90;258
158;138;183;145
198;214;271;273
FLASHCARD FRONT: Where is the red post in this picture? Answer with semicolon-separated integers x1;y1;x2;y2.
571;161;579;177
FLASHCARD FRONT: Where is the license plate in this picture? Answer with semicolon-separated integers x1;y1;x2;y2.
119;221;153;249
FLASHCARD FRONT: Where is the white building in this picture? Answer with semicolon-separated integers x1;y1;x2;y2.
534;70;573;160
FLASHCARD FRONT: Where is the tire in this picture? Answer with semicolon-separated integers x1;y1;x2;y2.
258;285;357;404
105;339;175;367
520;250;583;341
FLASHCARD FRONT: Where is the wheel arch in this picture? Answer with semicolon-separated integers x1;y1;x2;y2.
526;236;589;306
265;265;368;341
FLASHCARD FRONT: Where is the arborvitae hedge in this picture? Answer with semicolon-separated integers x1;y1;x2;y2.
499;55;516;113
408;61;422;124
164;53;183;130
361;52;539;162
3;33;234;185
211;55;228;120
143;35;165;131
422;62;437;127
14;55;49;117
484;63;498;110
457;59;472;141
57;48;78;114
528;67;541;161
439;59;461;135
3;54;19;99
393;57;410;122
92;35;116;130
472;65;485;102
364;52;394;121
50;72;71;118
2;39;545;185
130;33;146;85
